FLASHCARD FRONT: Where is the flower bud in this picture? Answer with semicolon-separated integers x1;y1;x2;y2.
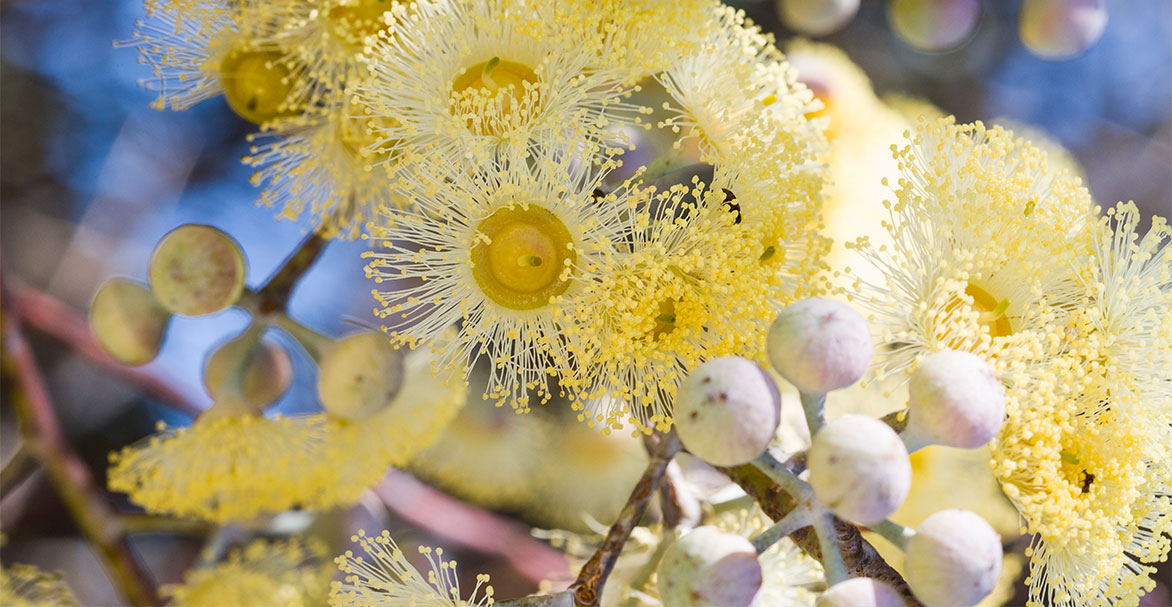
817;578;905;607
203;334;293;408
675;357;781;466
888;0;980;52
905;350;1005;449
90;278;171;366
767;298;872;394
1020;0;1107;60
906;509;1001;607
778;0;860;36
318;332;405;421
808;415;910;525
148;225;246;316
658;526;762;607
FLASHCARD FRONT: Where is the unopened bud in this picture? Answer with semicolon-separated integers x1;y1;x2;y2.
658;526;762;607
778;0;860;36
808;415;910;525
905;350;1005;450
906;509;1001;607
888;0;980;52
90;278;171;366
817;578;905;607
1020;0;1107;60
318;332;405;421
675;357;781;466
148;225;246;316
203;334;293;408
767;298;872;394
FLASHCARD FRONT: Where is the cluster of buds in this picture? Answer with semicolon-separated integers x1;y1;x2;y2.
91;224;405;422
669;297;1007;607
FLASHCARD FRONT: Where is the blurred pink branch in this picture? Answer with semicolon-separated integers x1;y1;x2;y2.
6;278;204;417
2;289;162;606
373;469;571;586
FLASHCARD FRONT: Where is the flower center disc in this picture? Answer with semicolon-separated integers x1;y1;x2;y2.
471;205;575;310
451;58;540;136
965;283;1012;338
219;49;297;125
327;0;396;48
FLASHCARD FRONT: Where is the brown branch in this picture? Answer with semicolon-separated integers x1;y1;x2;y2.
7;279;203;417
254;232;328;314
496;590;575;607
721;463;923;607
2;308;162;606
373;469;570;586
1;442;40;497
570;432;681;607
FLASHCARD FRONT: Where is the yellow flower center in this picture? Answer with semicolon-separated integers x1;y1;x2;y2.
327;0;397;48
471;205;575;310
965;283;1013;338
650;299;678;340
219;49;297;125
451;57;540;136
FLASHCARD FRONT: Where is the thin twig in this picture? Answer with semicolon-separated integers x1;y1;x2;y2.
121;513;214;537
570;432;681;607
1;442;40;498
799;391;826;437
2;307;162;606
8;279;203;416
868;519;914;551
254;232;328;314
750;505;812;554
721;463;923;606
812;506;848;586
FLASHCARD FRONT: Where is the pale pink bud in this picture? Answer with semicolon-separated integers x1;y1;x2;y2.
767;298;872;394
676;357;781;466
808;415;911;525
906;510;1001;607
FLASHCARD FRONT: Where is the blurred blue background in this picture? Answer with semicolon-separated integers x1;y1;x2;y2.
0;0;1169;603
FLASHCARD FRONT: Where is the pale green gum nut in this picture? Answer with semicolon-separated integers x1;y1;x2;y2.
658;526;762;607
1019;0;1107;60
779;0;859;36
888;0;979;52
905;350;1005;450
808;414;911;525
675;357;780;467
317;332;405;421
767;297;872;395
90;278;171;366
203;334;293;408
817;578;905;607
906;509;1001;607
148;225;246;316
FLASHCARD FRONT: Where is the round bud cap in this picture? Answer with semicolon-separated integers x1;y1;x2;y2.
906;350;1005;449
779;0;860;36
1020;0;1107;60
888;0;980;52
675;357;781;467
768;298;872;394
203;334;293;408
318;332;405;421
808;415;911;525
906;510;1001;607
90;278;171;366
817;578;905;607
658;526;762;607
148;225;246;316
